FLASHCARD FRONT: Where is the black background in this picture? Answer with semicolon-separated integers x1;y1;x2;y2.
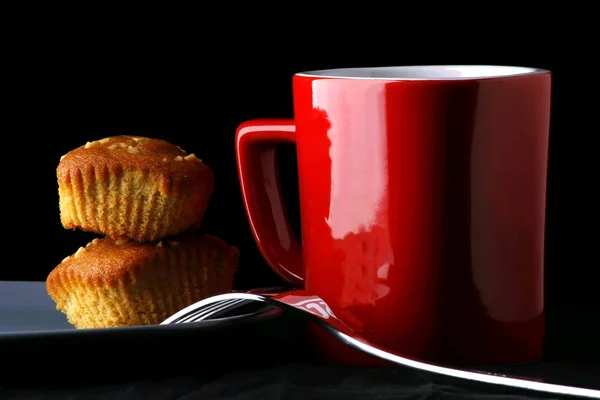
8;37;598;316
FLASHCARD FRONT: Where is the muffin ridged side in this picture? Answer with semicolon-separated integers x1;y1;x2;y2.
46;233;239;328
57;136;214;242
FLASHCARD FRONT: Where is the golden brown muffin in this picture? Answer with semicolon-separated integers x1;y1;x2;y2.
57;136;214;242
46;233;238;329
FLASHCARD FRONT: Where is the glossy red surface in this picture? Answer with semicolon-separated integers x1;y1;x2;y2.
236;68;552;366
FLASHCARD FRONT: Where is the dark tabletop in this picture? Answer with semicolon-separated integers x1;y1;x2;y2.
0;309;598;400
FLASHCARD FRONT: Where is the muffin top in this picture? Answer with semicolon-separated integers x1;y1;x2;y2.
46;234;239;291
57;136;211;187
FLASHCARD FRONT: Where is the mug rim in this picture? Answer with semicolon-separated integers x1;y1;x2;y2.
295;65;550;81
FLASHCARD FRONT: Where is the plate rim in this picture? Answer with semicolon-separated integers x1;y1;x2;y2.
0;280;277;340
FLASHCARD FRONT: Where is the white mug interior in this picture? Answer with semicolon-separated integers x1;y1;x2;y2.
296;65;547;80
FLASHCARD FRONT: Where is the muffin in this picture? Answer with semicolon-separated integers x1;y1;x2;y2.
57;136;214;242
46;233;239;329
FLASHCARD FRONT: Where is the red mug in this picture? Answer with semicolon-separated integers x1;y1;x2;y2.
235;65;552;366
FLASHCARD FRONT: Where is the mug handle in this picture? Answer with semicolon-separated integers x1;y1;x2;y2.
235;119;304;287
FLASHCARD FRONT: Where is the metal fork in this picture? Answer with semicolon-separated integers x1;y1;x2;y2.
163;287;284;324
161;291;600;399
166;298;249;324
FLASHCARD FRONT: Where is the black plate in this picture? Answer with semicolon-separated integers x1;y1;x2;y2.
0;281;307;384
0;281;274;337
